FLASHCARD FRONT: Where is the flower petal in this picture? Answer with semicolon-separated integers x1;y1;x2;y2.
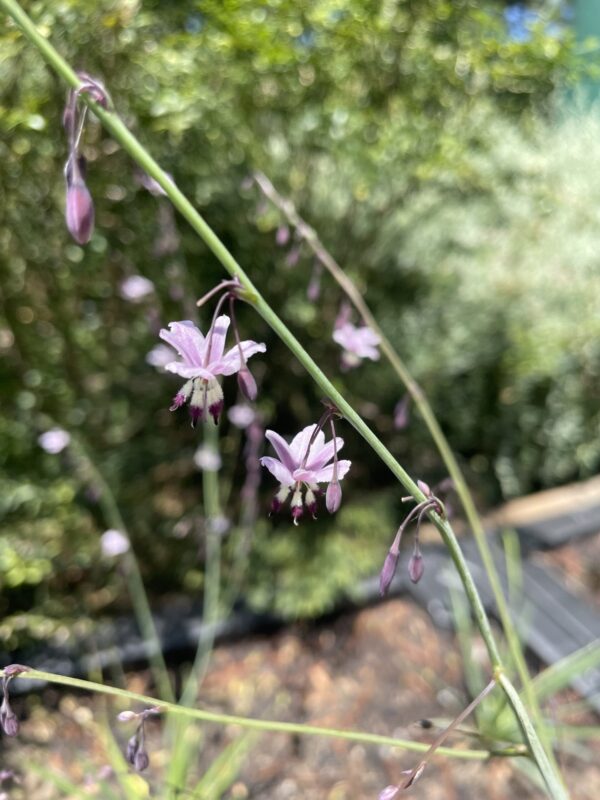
265;430;297;472
289;424;320;463
205;315;230;364
165;362;215;380
312;459;351;484
160;321;205;367
214;340;267;376
259;456;294;487
305;436;345;471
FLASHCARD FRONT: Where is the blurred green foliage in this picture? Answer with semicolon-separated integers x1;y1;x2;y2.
1;1;595;645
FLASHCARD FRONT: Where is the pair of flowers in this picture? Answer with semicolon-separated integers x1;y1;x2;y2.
161;315;350;522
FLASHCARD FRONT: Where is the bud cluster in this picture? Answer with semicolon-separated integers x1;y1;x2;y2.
379;480;450;596
117;706;161;772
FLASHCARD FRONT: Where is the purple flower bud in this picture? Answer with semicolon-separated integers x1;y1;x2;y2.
237;366;258;402
325;480;342;514
65;179;94;245
306;264;322;302
379;550;399;596
417;479;431;497
117;711;137;722
0;703;19;737
126;735;139;764
133;749;150;772
285;245;301;268
408;550;424;584
378;787;399;800
275;225;290;246
393;395;410;430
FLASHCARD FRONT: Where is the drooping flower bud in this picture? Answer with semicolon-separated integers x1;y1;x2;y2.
379;549;399;596
133;748;150;772
126;734;139;764
0;700;19;737
325;480;342;514
393;395;410;430
237;366;258;402
408;548;424;584
65;158;95;245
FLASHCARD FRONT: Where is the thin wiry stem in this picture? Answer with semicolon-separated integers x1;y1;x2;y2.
253;170;559;772
1;668;519;760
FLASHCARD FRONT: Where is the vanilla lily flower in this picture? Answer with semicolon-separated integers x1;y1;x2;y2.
332;322;381;369
160;316;266;426
260;423;351;524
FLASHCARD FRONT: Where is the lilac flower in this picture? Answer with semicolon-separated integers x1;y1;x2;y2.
193;444;222;472
260;424;351;524
332;322;380;369
119;275;155;302
228;403;256;429
145;344;174;371
38;428;71;454
101;529;130;557
159;316;266;426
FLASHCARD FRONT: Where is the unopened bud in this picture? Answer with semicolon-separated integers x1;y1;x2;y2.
378;786;399;800
133;749;149;772
126;734;139;764
408;550;424;584
379;550;399;596
237;366;258;402
0;701;19;738
393;395;410;430
65;179;94;245
325;480;342;514
275;225;290;246
117;711;137;722
417;479;431;497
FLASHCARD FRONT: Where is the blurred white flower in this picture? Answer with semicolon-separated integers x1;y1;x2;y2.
145;344;174;371
227;403;255;429
38;428;70;454
193;445;222;472
101;529;130;557
119;275;155;302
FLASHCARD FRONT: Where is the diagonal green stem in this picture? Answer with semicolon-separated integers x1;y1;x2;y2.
67;434;174;703
253;171;557;767
0;3;568;797
0;667;521;760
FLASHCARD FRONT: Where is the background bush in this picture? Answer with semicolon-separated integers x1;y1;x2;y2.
2;0;596;646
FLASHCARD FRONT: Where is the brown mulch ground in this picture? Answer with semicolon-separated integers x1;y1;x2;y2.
2;596;598;799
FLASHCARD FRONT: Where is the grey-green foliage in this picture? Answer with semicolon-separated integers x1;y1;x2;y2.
0;0;584;639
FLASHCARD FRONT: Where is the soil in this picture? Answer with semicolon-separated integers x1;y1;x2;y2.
2;596;598;799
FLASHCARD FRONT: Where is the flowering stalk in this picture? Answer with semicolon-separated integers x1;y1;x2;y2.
253;172;558;773
380;678;498;798
0;666;518;760
0;5;567;797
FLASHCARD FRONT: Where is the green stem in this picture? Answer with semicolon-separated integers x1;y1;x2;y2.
1;668;514;760
180;423;222;705
253;171;559;773
0;3;567;797
68;435;174;703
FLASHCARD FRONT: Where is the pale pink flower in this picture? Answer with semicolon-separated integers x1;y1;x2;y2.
101;529;130;557
120;275;155;302
333;322;380;369
159;316;266;425
260;424;351;524
145;344;174;371
38;428;71;454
